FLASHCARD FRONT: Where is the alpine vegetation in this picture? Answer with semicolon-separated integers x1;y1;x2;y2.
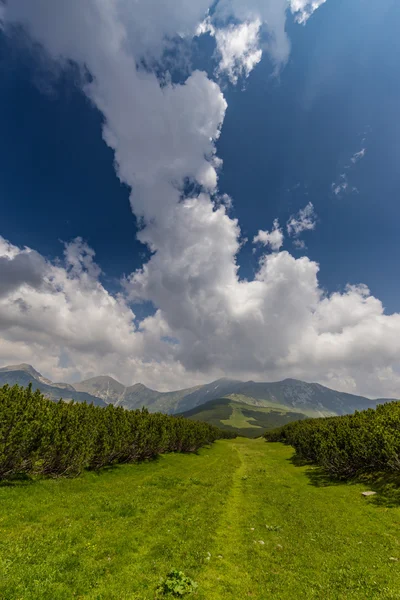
0;384;234;479
265;401;400;479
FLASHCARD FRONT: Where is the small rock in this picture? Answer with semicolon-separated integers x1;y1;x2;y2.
276;544;283;550
258;540;265;545
250;528;255;531
362;491;377;497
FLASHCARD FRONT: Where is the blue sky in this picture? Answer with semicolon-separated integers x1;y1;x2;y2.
1;0;400;397
2;0;400;310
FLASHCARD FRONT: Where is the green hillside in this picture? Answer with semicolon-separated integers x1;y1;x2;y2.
225;393;324;417
2;438;400;599
180;397;307;437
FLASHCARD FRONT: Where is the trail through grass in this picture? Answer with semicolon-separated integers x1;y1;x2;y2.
1;438;400;598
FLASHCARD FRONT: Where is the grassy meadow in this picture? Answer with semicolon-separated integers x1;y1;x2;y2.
1;438;400;599
181;397;306;437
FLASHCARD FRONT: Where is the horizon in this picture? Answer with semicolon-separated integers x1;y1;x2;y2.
0;361;395;401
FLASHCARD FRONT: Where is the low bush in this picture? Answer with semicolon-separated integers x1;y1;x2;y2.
265;401;400;479
156;569;198;597
0;383;235;479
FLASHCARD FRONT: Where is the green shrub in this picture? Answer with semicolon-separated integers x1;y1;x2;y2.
0;384;235;480
265;401;400;480
156;569;198;597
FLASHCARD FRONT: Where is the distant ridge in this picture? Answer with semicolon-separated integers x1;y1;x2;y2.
0;363;395;416
74;375;202;413
0;364;106;406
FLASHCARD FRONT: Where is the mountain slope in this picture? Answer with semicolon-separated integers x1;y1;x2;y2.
73;376;126;404
1;363;394;417
179;398;307;437
73;376;202;412
175;378;244;413
0;363;76;391
172;377;385;417
0;365;106;406
222;379;382;417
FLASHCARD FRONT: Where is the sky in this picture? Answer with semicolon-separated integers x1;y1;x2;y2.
0;0;400;398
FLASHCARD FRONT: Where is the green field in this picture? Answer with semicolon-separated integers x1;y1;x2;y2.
1;438;400;599
226;393;326;417
180;397;307;437
221;403;262;429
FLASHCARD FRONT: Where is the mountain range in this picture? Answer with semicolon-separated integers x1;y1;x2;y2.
0;364;396;420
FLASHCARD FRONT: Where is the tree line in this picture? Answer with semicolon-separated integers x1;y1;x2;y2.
265;400;400;479
0;383;235;479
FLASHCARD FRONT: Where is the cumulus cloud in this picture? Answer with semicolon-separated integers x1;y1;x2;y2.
4;1;400;399
0;240;47;298
3;232;400;398
287;202;317;237
0;235;209;390
214;0;290;69
253;219;284;251
198;0;326;80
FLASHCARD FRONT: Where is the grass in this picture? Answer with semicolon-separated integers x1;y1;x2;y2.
181;398;306;437
1;439;400;599
221;404;262;429
226;394;326;417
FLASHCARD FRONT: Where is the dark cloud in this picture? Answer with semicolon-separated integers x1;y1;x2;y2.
0;251;46;297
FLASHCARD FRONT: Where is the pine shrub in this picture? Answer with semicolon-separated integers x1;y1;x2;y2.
0;384;235;479
265;401;400;479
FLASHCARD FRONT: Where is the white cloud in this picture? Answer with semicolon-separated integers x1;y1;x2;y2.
0;236;167;386
290;0;327;24
214;0;290;69
331;174;359;198
331;141;367;197
293;239;306;250
253;219;284;251
351;147;366;164
287;202;317;236
5;1;400;399
214;19;262;84
332;174;349;197
4;232;400;398
198;0;326;79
